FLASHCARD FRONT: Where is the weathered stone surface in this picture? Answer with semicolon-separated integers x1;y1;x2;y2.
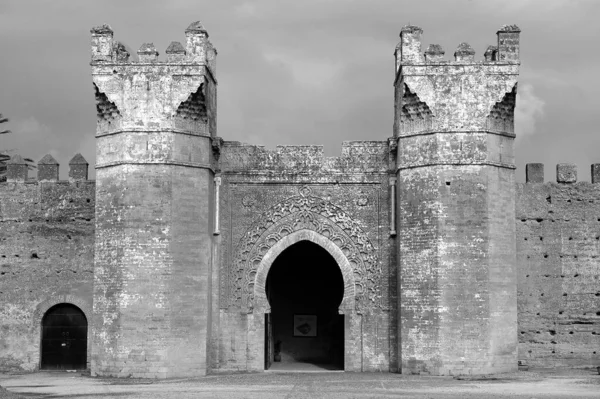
395;24;519;375
38;154;59;182
516;178;600;368
526;163;544;183
592;164;600;184
6;155;28;182
0;179;95;371
424;44;444;62
91;22;218;378
454;42;475;62
68;153;88;181
557;163;577;183
2;20;598;378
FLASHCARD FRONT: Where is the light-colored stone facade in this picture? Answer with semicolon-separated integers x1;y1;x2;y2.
1;21;599;377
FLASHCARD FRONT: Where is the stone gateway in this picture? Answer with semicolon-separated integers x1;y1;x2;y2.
0;21;599;378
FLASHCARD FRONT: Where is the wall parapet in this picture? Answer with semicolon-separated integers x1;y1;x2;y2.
524;163;600;183
0;179;95;222
5;153;91;183
91;22;216;76
395;23;520;71
220;141;391;174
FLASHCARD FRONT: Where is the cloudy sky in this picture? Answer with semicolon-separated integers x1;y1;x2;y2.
0;0;598;181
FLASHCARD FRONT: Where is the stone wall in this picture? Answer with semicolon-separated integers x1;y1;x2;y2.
395;24;519;375
516;163;600;368
214;141;397;372
0;156;94;371
90;22;218;378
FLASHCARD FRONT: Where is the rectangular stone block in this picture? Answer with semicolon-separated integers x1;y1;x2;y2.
556;163;577;183
591;164;600;184
526;163;544;183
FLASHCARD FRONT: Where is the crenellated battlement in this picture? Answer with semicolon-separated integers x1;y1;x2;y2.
3;153;90;183
90;21;219;378
90;22;216;73
4;19;600;379
90;21;217;139
220;141;391;175
524;163;600;184
394;24;521;173
395;23;523;375
394;24;520;70
0;154;95;223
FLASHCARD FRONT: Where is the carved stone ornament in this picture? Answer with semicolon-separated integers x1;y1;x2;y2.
241;195;257;208
226;186;381;313
356;195;369;207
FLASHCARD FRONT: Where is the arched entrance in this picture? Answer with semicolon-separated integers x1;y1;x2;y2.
264;240;344;370
41;303;87;370
245;229;363;372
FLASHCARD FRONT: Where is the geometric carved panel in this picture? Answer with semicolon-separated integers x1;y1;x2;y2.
226;186;381;313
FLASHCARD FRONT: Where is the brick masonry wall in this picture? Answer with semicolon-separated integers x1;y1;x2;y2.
90;21;217;378
214;141;397;372
0;180;95;371
516;172;600;368
399;165;517;374
395;24;519;375
93;165;213;378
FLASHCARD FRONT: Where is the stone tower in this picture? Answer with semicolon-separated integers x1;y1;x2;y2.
394;25;520;374
90;22;217;378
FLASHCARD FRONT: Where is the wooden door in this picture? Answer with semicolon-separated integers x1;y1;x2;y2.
41;304;87;370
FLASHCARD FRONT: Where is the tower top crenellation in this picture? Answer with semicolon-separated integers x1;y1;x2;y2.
90;20;216;68
90;21;218;137
395;24;520;68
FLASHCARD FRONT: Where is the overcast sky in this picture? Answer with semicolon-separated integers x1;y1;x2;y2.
0;0;598;181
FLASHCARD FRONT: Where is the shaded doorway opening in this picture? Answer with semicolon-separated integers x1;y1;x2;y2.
41;303;87;370
265;240;344;371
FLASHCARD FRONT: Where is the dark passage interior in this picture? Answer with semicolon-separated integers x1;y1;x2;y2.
265;240;344;370
41;304;87;370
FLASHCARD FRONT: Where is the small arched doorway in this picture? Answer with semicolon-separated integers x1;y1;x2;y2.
41;303;87;370
264;240;344;371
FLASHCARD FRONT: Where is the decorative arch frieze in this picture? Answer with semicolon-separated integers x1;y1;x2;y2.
252;229;357;314
227;186;381;313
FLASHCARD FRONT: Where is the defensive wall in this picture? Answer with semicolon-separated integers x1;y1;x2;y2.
0;20;598;376
1;152;598;371
0;154;94;371
517;163;600;367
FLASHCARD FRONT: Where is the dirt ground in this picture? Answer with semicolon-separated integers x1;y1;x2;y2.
1;368;599;399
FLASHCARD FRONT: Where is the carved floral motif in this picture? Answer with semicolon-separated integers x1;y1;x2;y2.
227;187;381;313
356;195;369;207
241;196;257;208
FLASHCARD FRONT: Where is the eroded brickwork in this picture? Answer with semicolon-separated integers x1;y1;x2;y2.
395;25;519;375
2;20;597;378
517;164;600;368
0;159;94;371
90;22;217;378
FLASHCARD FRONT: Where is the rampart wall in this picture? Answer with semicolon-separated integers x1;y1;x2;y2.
0;154;95;371
516;163;600;368
1;151;599;372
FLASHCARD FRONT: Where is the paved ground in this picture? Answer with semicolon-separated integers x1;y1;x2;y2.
1;368;599;398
